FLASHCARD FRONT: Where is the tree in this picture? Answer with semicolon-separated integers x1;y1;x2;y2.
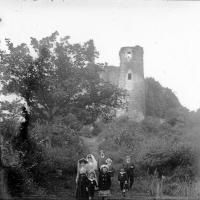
0;32;125;126
0;99;24;122
0;33;126;195
145;78;182;119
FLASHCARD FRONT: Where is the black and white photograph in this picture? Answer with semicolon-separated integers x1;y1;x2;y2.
0;0;200;199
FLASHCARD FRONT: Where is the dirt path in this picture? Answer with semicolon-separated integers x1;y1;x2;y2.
80;136;103;157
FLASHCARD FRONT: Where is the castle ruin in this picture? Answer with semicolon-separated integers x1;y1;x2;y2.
100;46;145;122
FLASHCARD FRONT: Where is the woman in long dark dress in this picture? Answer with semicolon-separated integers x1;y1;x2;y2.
76;158;89;200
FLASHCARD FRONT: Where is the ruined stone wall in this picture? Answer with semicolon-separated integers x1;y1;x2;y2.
127;75;145;121
99;66;120;86
118;46;145;121
100;46;145;122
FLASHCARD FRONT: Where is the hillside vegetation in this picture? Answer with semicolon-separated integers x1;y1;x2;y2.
96;78;200;196
0;32;200;197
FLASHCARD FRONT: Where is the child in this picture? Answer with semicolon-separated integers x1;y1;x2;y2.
105;158;115;178
76;158;89;200
98;150;106;170
88;171;98;200
98;165;111;200
118;168;128;197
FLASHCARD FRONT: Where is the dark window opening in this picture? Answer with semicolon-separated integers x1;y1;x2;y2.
128;73;132;80
126;51;132;60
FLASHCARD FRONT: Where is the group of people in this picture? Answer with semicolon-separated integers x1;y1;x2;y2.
75;151;135;200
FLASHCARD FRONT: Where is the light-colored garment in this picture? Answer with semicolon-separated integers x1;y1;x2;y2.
76;158;88;184
86;154;97;173
80;167;87;174
98;190;111;197
105;158;112;165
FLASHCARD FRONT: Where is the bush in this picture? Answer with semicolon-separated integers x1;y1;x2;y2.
145;77;181;119
79;125;94;137
91;122;103;136
0;114;87;197
98;117;197;183
30;121;87;171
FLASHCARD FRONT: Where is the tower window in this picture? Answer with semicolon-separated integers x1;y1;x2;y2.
126;52;132;60
128;73;132;80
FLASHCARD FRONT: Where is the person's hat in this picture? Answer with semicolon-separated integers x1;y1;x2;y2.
100;164;109;170
78;158;88;164
86;154;92;159
88;171;96;176
88;171;96;175
106;158;112;164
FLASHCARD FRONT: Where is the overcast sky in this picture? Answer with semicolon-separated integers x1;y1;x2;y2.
0;0;200;111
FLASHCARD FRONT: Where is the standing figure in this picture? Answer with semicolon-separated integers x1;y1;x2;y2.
98;150;106;169
76;158;89;200
98;165;111;200
86;154;97;173
88;171;98;200
105;158;115;178
124;155;135;189
150;168;164;198
76;158;88;184
118;168;128;197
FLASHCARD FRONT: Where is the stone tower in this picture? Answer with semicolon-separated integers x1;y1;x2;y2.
118;46;145;121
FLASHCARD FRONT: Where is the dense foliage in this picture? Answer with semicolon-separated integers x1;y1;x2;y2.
98;113;200;196
0;32;125;196
0;32;200;197
0;32;125;125
146;78;182;117
97;78;200;196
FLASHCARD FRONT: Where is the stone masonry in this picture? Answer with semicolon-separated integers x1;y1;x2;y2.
100;46;145;122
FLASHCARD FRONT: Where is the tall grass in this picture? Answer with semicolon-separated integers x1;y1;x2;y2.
97;117;200;197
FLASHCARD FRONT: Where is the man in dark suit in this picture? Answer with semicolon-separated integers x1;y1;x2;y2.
124;155;135;189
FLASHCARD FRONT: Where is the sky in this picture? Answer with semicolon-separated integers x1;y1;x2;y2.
0;0;200;111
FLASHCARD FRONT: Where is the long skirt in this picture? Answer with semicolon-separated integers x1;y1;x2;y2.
76;184;89;200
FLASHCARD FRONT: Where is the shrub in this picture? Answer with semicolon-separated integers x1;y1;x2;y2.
30;121;86;171
98;117;197;182
79;125;94;137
